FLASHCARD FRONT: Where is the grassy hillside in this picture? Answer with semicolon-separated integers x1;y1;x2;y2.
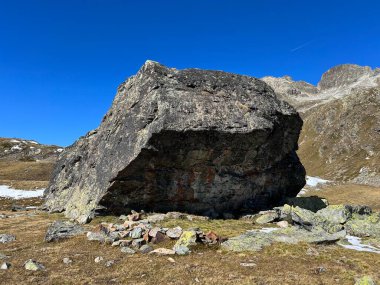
298;87;380;184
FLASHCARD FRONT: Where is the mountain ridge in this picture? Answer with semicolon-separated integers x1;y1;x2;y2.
263;64;380;187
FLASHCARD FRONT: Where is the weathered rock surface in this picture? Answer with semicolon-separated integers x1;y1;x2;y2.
44;220;84;242
44;61;305;223
0;234;16;244
228;203;380;252
24;259;45;271
0;262;10;270
222;227;346;252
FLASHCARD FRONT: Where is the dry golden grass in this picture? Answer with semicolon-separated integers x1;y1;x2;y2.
304;183;380;211
0;180;48;190
0;194;380;285
0;161;54;183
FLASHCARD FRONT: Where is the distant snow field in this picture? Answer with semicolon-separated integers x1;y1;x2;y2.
0;185;44;199
305;176;330;187
298;176;331;196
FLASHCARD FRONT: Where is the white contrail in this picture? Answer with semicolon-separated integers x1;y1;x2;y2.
290;40;315;52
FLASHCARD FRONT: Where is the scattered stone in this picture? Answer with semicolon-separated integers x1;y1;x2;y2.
121;247;136;254
150;248;176;255
112;240;122;247
105;260;115;267
0;262;10;270
45;220;84;242
276;221;289;228
63;257;72;264
130;227;143;239
123;220;139;228
119;215;128;221
119;240;133;247
174;245;190;255
166;227;182;239
315;205;351;225
0;253;7;260
128;210;140;222
255;211;279;224
203;231;221;244
87;231;107;243
24;259;45;271
173;230;197;254
131;238;145;248
140;244;153;254
0;234;16;244
291;206;315;228
314;266;326;274
0;214;7;219
151;232;167;244
240;262;256;267
146;213;166;223
94;256;104;263
167;257;176;263
355;276;376;285
148;227;161;238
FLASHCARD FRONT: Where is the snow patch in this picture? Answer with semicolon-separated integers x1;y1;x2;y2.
29;141;39;145
11;145;23;151
259;227;279;233
56;148;64;153
339;235;380;254
306;176;329;187
10;139;20;143
0;185;44;199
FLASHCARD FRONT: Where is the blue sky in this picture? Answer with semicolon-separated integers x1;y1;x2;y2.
1;0;380;146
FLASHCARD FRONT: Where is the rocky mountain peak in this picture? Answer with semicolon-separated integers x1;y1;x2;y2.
317;64;374;90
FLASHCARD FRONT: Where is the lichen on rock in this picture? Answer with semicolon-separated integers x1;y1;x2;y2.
44;61;306;223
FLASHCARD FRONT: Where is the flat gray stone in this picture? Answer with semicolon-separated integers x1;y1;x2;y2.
45;220;84;242
121;247;136;254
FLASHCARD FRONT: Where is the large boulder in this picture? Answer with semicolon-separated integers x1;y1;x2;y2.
44;61;305;223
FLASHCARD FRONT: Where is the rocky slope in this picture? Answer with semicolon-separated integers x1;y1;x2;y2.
263;64;380;186
0;138;62;162
44;61;306;223
0;138;63;188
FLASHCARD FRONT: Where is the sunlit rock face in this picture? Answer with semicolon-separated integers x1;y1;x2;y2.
44;61;305;223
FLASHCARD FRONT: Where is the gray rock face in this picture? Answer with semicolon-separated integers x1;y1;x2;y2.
262;76;319;98
44;61;305;223
318;64;374;90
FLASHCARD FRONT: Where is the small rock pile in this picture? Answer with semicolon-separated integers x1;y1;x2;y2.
86;211;223;255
